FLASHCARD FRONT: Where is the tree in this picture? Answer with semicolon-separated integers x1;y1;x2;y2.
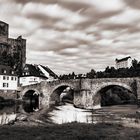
71;72;76;79
86;69;96;79
132;59;138;69
105;66;110;73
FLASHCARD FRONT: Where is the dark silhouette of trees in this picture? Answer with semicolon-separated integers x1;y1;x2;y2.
86;69;96;79
59;59;140;80
132;59;138;69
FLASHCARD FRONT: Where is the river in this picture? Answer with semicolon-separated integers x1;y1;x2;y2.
0;100;139;126
47;103;138;124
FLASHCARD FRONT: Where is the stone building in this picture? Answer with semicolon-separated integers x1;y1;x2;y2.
0;65;18;90
115;56;132;69
0;65;18;99
0;21;26;75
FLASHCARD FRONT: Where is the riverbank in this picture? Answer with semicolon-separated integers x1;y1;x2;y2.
0;123;140;140
0;104;140;139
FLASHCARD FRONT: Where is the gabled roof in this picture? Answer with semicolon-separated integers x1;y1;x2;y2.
21;64;47;78
0;20;8;25
21;64;58;79
116;56;131;63
39;65;58;78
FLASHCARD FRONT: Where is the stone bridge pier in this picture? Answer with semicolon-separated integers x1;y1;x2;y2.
74;78;139;109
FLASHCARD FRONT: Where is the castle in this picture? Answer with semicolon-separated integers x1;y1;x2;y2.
0;21;26;75
115;56;132;69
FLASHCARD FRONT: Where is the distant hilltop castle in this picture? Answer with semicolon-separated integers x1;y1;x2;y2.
115;56;132;69
0;21;26;75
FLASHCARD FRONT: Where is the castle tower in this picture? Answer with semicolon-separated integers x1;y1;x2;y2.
0;21;8;43
0;21;26;75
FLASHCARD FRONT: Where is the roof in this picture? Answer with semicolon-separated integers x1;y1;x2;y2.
0;21;8;26
21;64;47;78
0;65;17;76
21;64;58;79
39;65;58;78
116;56;131;63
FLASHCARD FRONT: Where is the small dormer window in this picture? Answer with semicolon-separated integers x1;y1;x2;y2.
10;70;14;75
25;67;28;70
2;69;6;74
4;70;6;73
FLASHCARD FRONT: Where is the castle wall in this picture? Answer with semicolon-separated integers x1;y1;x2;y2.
8;38;26;71
0;21;26;75
0;21;8;43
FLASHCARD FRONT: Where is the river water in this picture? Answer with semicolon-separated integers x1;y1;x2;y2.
0;101;139;126
47;103;138;124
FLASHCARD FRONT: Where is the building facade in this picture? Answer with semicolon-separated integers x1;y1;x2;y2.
115;56;132;69
0;21;26;75
0;65;18;90
20;64;58;86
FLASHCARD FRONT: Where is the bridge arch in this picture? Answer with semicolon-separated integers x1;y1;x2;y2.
96;82;133;94
21;88;43;112
93;82;136;107
21;88;41;98
49;84;75;105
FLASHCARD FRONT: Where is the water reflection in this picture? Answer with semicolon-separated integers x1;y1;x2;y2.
0;99;138;126
0;113;16;125
23;91;39;113
22;99;39;113
0;98;39;125
0;102;17;125
47;103;139;124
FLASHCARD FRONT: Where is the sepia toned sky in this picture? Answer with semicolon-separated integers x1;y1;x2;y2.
0;0;140;74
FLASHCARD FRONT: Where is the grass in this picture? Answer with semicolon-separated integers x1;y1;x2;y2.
0;123;139;140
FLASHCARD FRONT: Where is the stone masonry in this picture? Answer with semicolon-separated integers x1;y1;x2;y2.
20;77;140;110
0;21;26;75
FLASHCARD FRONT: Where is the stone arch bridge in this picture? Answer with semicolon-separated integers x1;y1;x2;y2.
20;78;140;109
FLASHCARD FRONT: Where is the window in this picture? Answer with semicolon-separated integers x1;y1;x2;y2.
26;72;30;75
10;70;14;75
25;67;28;70
3;83;8;87
2;69;6;74
11;77;14;80
3;76;6;80
7;76;9;80
22;78;26;82
15;77;17;81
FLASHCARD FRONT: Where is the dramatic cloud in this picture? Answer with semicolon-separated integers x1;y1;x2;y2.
123;0;140;9
0;0;140;74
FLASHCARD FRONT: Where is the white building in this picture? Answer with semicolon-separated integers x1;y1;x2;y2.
19;64;58;86
115;56;132;69
0;65;18;90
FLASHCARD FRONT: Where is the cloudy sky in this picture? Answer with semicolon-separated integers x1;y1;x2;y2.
0;0;140;74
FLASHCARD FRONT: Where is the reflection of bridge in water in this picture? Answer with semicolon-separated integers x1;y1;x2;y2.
20;78;140;110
